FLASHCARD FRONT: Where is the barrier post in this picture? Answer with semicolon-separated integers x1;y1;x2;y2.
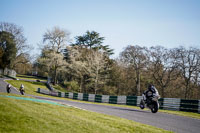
37;88;40;93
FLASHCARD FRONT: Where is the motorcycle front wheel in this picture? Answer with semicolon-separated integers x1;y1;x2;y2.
151;101;158;113
20;90;24;95
7;88;11;93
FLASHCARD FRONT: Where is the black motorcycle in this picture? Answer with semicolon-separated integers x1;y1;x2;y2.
6;84;11;93
19;87;25;95
140;93;160;113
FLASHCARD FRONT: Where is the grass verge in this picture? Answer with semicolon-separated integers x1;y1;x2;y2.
0;94;172;133
6;80;49;96
16;74;47;82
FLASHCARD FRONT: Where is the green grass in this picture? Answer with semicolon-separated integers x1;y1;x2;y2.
6;80;200;120
159;109;200;119
16;74;47;82
16;74;69;92
6;80;49;96
0;93;172;133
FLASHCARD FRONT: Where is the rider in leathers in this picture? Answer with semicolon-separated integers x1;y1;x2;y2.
142;84;159;104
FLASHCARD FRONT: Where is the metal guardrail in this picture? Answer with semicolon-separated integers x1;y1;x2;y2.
37;88;200;113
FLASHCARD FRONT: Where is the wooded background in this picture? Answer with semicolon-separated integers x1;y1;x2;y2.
1;22;200;99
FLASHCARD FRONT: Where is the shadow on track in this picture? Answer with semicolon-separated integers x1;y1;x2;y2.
111;107;151;113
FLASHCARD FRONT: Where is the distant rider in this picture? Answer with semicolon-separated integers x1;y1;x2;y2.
20;84;24;91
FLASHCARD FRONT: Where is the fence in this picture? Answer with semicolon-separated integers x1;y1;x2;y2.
37;88;200;113
0;68;16;78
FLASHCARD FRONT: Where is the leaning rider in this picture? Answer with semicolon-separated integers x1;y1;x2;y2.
142;84;159;103
20;84;24;90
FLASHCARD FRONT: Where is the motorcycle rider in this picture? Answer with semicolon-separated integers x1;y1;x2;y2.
20;84;24;91
140;84;160;113
142;84;159;104
19;84;25;95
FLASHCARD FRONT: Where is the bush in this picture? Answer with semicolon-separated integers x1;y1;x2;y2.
63;81;80;92
53;85;64;91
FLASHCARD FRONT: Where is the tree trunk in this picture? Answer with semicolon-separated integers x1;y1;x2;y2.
53;67;57;85
161;86;165;98
136;69;140;96
80;77;83;93
94;77;98;94
94;65;99;94
184;79;190;99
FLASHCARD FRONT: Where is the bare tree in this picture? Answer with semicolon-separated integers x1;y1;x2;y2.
85;49;107;94
120;45;148;96
43;26;70;53
148;46;178;97
38;26;70;84
174;46;200;99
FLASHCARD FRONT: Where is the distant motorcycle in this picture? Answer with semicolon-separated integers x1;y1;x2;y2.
19;87;25;95
6;84;11;93
19;84;25;95
140;92;160;113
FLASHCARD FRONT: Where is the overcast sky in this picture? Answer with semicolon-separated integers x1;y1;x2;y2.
1;0;200;58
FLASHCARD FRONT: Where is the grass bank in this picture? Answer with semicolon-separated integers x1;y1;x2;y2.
6;80;48;96
0;94;172;133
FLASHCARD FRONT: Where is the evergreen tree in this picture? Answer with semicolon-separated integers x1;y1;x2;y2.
0;31;17;69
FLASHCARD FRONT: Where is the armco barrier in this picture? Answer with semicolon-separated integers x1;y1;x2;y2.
88;94;95;102
78;93;83;100
83;93;88;101
180;99;199;113
65;92;69;98
69;92;73;99
109;96;117;104
117;96;126;104
126;96;137;106
95;95;102;103
102;95;109;103
137;96;143;106
199;100;200;113
73;93;78;100
37;88;200;113
162;98;181;111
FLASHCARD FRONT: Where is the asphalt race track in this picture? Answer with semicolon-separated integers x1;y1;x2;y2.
1;78;200;133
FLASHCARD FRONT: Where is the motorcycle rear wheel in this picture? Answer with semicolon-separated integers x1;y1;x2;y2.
140;100;145;109
7;88;11;93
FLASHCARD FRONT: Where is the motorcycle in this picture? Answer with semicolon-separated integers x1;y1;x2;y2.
7;84;11;93
19;87;25;95
140;92;160;113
